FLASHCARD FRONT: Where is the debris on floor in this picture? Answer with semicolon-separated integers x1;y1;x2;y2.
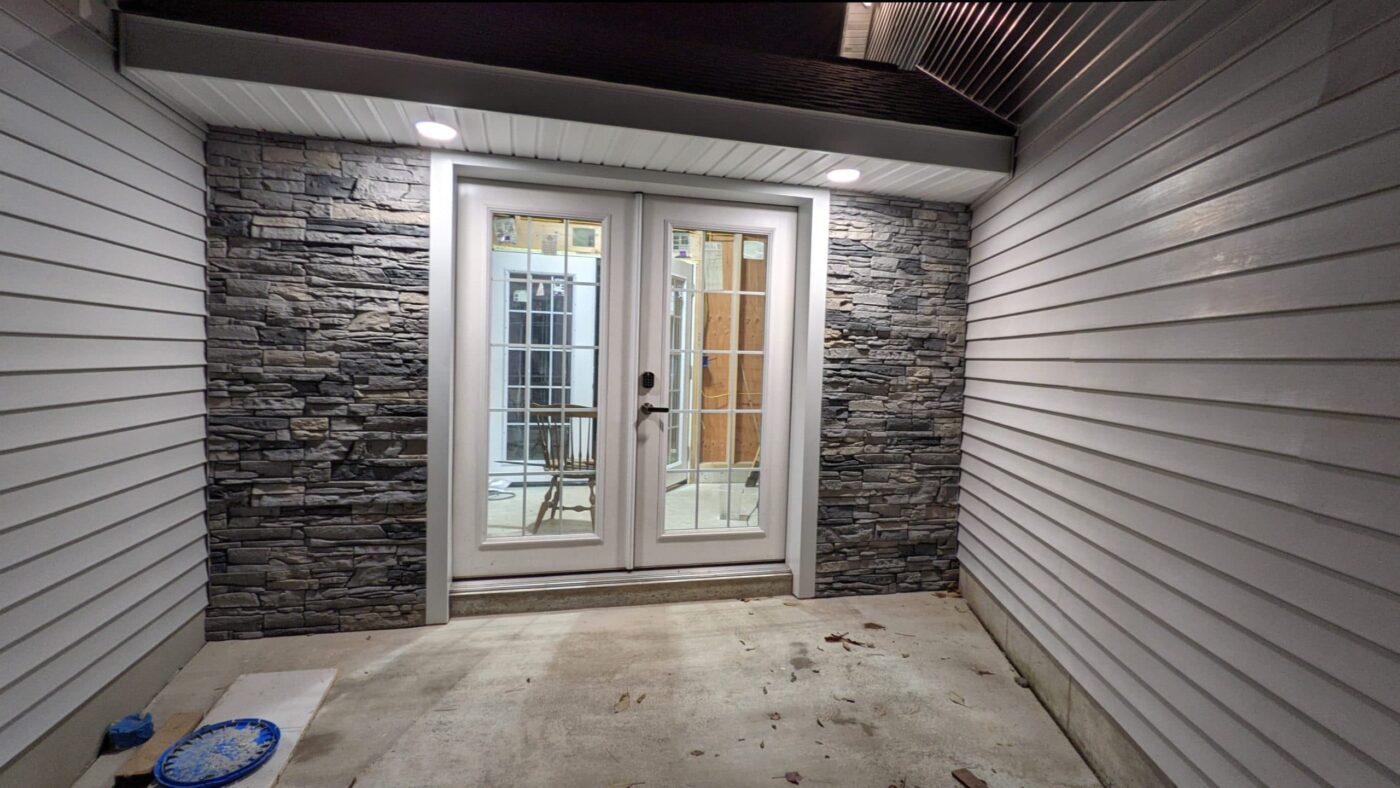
613;692;632;712
784;770;803;784
71;596;1101;788
951;767;989;788
863;622;887;630
824;632;875;650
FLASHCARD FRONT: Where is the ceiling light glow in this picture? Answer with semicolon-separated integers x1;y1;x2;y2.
415;120;459;141
826;168;862;183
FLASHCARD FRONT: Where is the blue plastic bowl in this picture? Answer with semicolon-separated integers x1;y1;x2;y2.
154;718;281;788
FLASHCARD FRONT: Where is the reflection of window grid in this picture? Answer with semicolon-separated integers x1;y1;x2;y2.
504;272;573;462
671;229;693;260
668;275;691;466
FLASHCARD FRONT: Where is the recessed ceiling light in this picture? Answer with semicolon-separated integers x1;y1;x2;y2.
415;120;458;141
826;168;861;183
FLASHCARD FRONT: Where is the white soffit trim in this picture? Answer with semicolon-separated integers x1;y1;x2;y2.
119;14;1013;201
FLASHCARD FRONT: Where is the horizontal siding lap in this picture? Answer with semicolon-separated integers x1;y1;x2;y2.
965;303;1400;360
0;294;205;339
0;367;206;412
0;337;203;373
0;528;205;663
967;249;1400;341
0;391;206;452
964;379;1400;476
0;442;205;532
0;470;206;571
0;134;205;238
0;90;205;208
0;492;204;598
970;129;1400;291
968;184;1400;321
0;255;205;315
960;418;1400;594
963;397;1400;536
0;417;205;491
0;216;206;288
0;172;205;262
964;358;1400;418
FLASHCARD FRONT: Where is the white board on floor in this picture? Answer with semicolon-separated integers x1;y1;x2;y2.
198;669;336;788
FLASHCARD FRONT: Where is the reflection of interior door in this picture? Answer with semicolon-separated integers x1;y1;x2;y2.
696;232;766;466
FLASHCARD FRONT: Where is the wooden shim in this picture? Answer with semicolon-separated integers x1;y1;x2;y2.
113;711;202;785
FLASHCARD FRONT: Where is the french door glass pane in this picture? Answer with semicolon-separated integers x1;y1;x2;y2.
663;228;768;532
488;213;602;538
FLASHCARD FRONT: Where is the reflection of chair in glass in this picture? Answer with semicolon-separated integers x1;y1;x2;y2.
529;405;597;532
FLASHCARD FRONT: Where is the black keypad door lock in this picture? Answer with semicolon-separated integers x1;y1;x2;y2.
640;371;656;389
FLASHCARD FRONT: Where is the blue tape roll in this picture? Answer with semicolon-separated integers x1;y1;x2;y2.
107;713;154;751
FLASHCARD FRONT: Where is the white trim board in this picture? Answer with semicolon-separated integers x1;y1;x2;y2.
426;152;827;623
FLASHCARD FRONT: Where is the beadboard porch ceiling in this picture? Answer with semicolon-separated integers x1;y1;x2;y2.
119;14;1013;205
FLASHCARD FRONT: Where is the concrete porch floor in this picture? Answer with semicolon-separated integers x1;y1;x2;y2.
76;595;1098;788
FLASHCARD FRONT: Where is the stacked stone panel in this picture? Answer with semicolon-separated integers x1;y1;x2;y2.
818;193;970;595
204;129;429;639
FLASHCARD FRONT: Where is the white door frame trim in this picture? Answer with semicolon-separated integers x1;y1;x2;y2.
426;151;828;623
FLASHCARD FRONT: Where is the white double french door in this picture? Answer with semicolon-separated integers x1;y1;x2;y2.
451;182;796;579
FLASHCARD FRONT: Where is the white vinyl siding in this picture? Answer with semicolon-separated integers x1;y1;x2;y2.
959;1;1400;786
0;0;207;770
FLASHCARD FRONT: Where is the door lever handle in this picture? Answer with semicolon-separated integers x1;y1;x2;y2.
640;402;671;416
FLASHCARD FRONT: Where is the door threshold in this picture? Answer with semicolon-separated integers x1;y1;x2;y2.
449;563;791;617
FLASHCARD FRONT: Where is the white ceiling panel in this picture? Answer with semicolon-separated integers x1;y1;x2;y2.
128;68;1009;204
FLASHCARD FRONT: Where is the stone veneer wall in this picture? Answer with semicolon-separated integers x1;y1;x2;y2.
202;131;970;636
818;193;969;595
205;129;429;639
